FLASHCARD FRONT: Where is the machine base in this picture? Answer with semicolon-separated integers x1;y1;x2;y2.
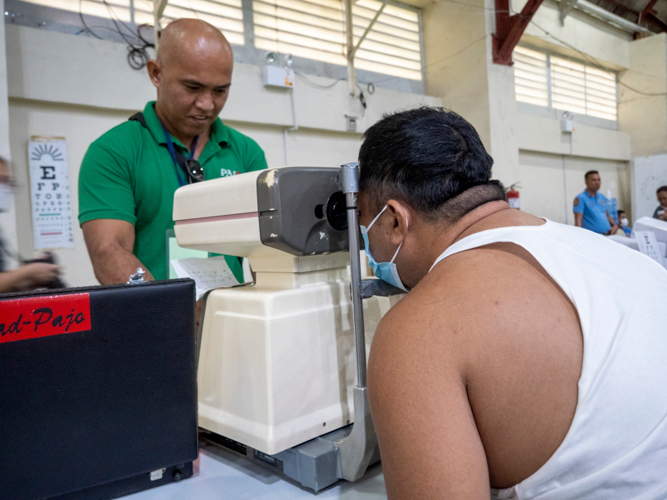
48;462;194;500
200;428;381;493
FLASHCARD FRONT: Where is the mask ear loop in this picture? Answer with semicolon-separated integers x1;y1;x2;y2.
389;242;402;264
366;205;388;232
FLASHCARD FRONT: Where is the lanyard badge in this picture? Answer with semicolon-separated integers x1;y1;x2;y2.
161;125;205;186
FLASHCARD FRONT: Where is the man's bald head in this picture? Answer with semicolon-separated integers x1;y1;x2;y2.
147;19;235;144
157;19;233;69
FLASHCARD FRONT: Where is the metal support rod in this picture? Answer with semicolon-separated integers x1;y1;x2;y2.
575;0;652;33
340;162;367;388
345;0;356;97
347;192;366;387
153;0;169;52
639;0;659;25
335;162;377;483
350;0;389;60
558;0;578;25
154;14;160;53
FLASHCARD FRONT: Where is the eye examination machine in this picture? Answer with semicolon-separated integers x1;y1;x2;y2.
173;163;403;491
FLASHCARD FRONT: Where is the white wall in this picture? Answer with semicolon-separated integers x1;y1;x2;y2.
512;0;633;221
519;151;629;224
5;24;440;287
422;0;633;222
5;0;659;287
9;100;130;285
515;0;631;69
5;25;439;135
516;114;631;160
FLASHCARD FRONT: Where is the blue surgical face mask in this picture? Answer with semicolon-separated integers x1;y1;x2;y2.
360;205;408;292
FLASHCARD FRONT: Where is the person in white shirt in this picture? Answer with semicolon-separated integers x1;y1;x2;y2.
0;157;61;293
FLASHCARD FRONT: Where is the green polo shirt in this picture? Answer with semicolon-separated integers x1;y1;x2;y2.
79;101;267;281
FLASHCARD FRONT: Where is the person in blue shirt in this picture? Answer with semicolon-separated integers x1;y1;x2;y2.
573;170;618;235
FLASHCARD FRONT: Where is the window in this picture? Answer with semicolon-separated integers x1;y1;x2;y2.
550;56;617;121
514;46;549;107
253;0;423;81
9;0;424;87
135;0;245;45
18;0;245;45
514;45;618;122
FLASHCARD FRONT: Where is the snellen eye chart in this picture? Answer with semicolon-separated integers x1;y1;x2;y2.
28;138;74;250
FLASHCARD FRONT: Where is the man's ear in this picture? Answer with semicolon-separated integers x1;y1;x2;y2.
386;199;411;245
146;59;161;88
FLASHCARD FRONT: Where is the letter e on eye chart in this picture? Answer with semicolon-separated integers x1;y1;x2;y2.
28;137;74;250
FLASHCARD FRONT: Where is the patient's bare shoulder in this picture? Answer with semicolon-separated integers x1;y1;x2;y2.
368;242;583;494
372;245;519;349
368;245;513;384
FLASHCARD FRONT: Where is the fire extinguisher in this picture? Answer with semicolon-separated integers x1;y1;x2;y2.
506;183;520;209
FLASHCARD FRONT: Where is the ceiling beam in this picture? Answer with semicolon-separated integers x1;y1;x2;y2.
646;11;667;30
493;0;545;65
639;0;659;24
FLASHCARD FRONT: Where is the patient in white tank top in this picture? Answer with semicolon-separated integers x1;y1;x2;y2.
356;106;667;500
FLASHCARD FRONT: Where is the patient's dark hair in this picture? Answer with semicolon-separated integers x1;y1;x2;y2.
358;107;505;222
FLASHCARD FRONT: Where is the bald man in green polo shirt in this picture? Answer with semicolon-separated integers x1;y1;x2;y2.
79;19;267;284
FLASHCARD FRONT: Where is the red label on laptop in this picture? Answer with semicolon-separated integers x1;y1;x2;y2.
0;293;91;344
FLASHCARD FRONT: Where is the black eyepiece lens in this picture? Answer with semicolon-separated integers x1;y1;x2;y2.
326;191;348;231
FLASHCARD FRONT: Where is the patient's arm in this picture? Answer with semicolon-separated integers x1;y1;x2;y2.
368;304;490;499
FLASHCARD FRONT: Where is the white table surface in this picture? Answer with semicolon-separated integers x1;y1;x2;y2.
126;443;388;499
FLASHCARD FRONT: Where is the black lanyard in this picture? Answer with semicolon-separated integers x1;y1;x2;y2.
161;125;204;187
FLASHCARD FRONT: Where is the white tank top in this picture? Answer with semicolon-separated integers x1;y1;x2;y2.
430;219;667;500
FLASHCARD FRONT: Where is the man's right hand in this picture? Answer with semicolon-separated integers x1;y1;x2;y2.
82;219;154;284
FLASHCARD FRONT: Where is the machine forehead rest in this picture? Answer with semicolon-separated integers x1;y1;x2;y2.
257;167;349;256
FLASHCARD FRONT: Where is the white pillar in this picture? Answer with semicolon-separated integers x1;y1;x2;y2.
0;0;19;268
619;33;667;157
422;0;520;187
